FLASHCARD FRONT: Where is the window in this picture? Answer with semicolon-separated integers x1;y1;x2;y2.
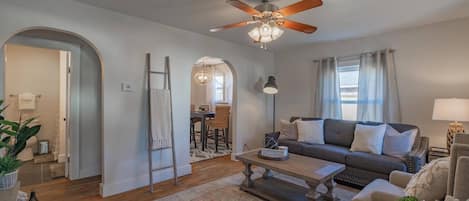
337;60;359;120
214;72;226;103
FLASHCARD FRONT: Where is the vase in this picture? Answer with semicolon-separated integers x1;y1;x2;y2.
0;169;18;190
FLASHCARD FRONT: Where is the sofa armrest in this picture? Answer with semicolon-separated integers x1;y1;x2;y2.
453;156;469;200
404;136;429;173
448;143;469;198
389;171;413;188
371;191;403;201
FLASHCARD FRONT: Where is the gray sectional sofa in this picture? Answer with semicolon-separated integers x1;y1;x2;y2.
275;117;429;187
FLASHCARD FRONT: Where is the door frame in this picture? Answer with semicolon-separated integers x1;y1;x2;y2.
4;35;82;180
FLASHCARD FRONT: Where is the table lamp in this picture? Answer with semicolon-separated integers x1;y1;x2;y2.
432;98;469;152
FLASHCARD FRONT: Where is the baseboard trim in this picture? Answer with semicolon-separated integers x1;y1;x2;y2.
80;166;101;179
100;164;192;197
231;152;241;161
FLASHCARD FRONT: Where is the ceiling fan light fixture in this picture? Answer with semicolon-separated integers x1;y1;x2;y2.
248;26;261;41
271;25;284;40
248;23;283;44
260;23;272;37
259;36;273;43
211;0;322;49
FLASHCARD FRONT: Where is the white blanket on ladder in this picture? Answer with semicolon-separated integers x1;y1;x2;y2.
151;89;172;149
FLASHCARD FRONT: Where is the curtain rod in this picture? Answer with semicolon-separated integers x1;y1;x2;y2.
313;48;395;62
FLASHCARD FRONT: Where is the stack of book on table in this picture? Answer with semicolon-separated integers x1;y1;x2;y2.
428;146;449;161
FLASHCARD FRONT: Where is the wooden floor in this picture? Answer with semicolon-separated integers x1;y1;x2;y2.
20;156;243;201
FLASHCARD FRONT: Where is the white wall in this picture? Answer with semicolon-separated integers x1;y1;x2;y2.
4;44;60;154
0;0;274;196
275;17;469;148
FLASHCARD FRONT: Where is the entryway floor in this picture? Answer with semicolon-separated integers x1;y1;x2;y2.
18;157;65;186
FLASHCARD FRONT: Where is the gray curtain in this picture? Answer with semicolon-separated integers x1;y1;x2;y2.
357;49;401;122
314;57;342;119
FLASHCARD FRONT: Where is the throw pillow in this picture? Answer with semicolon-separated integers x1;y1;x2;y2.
279;120;298;140
405;157;450;201
296;120;324;144
383;125;418;158
350;124;387;155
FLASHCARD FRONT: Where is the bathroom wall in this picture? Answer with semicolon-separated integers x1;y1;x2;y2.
4;44;61;153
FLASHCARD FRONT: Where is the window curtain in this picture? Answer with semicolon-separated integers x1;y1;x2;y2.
313;57;342;119
205;67;217;112
357;49;401;122
224;69;233;105
205;64;233;111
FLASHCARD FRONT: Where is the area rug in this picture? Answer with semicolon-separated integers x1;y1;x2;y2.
156;168;359;201
190;137;232;163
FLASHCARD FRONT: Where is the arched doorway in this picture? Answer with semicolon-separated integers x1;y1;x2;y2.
189;56;238;163
0;27;103;186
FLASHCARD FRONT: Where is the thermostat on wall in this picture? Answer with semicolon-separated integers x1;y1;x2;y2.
121;82;134;92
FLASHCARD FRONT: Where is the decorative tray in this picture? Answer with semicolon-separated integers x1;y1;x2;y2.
257;150;289;161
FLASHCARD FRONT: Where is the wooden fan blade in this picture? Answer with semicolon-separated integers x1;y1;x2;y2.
210;21;256;32
280;20;317;34
276;0;323;17
226;0;260;15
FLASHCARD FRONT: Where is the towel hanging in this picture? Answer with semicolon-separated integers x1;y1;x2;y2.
150;89;172;149
18;92;36;110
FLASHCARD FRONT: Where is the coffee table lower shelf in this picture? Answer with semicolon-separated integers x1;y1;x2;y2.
241;177;310;201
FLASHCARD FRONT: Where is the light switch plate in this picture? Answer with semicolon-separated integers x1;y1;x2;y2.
121;82;134;92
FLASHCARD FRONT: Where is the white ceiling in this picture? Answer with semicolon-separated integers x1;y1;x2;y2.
76;0;469;50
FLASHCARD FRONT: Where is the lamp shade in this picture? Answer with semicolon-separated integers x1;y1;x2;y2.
263;76;278;94
432;98;469;122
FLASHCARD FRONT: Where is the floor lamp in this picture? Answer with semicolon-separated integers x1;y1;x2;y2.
263;76;278;148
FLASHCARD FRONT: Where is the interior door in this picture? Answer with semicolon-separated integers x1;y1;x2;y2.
65;51;71;178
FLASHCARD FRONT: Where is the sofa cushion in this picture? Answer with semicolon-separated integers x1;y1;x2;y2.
278;139;307;154
324;119;357;147
302;144;351;164
346;152;407;174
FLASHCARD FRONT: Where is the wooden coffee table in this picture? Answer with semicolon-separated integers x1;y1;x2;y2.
236;150;345;201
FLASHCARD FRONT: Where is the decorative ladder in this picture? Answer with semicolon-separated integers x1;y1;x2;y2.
146;53;178;192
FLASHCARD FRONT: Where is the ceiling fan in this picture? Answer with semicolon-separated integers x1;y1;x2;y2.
210;0;323;48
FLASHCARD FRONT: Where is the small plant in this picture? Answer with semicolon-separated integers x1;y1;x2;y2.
399;196;419;201
0;99;40;174
0;155;21;176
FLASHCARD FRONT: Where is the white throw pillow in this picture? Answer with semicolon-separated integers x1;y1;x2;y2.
405;157;450;201
279;120;298;140
383;125;418;158
350;124;387;155
296;120;324;144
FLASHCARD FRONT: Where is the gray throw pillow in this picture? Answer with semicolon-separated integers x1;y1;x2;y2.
279;120;298;140
383;125;418;158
